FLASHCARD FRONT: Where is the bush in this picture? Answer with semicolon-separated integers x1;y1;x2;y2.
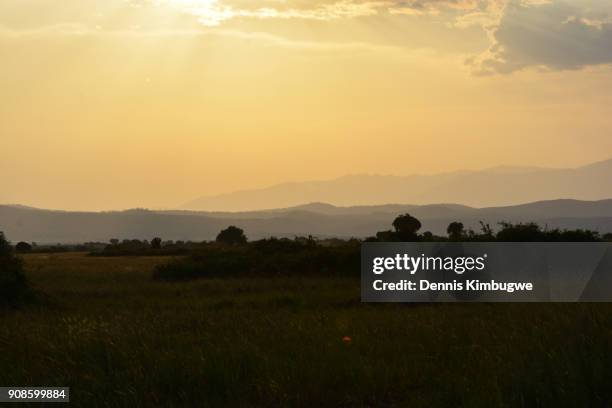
95;239;204;257
153;239;361;281
216;226;247;246
0;232;30;307
15;242;33;253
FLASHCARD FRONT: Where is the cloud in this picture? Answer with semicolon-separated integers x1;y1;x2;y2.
0;21;404;56
8;0;612;76
389;0;483;16
473;0;612;74
138;0;390;26
138;0;499;26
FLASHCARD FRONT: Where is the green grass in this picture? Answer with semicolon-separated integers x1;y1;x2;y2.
1;253;612;407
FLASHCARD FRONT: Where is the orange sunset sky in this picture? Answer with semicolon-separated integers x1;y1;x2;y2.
1;0;612;210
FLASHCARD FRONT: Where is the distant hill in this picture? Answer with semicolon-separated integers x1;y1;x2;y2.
1;199;612;243
183;158;612;211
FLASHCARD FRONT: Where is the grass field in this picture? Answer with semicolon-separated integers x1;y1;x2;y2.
1;253;612;407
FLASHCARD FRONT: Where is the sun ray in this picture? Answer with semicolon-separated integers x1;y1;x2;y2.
154;0;234;26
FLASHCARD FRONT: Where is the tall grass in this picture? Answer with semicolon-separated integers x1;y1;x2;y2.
2;253;612;406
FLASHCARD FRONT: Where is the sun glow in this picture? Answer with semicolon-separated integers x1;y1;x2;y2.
154;0;383;27
157;0;232;26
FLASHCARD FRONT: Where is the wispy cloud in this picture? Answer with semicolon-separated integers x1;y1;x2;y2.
136;0;389;26
134;0;502;26
0;22;405;55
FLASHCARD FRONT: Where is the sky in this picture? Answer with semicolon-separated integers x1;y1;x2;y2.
1;0;612;210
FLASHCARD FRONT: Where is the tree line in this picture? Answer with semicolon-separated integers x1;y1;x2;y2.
1;213;612;284
5;212;611;257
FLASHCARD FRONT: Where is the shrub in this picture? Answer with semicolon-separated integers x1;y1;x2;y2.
15;242;33;253
0;232;30;307
152;240;361;281
151;237;162;250
216;226;247;246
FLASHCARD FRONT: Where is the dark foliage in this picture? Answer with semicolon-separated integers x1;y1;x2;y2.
151;237;163;250
391;213;422;241
0;233;11;256
447;222;465;241
153;237;360;281
0;232;30;307
216;226;247;246
27;242;107;253
153;215;604;282
374;218;602;243
15;242;33;253
494;222;601;242
96;239;205;257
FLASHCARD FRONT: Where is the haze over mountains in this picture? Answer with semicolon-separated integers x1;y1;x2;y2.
2;199;612;244
1;158;611;243
183;158;612;211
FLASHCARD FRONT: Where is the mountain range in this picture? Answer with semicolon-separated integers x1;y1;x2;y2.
2;199;612;243
183;158;612;211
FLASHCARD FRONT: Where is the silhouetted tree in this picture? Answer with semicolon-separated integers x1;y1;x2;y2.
392;214;422;240
15;242;33;253
151;237;163;250
447;222;465;241
110;239;119;246
216;226;247;246
393;214;422;234
478;221;495;241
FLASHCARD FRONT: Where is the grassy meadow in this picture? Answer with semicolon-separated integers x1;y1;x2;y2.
1;253;612;406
